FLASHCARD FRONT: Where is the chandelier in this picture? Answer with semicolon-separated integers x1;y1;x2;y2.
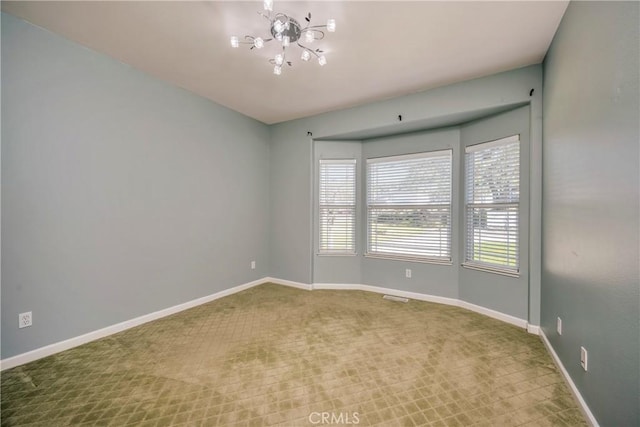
230;0;336;75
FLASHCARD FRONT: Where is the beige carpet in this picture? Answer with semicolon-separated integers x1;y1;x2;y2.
1;283;586;426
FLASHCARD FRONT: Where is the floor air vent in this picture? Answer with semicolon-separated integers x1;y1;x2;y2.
383;295;409;303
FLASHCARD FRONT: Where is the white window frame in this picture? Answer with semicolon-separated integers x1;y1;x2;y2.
463;135;520;276
366;150;453;264
318;159;357;255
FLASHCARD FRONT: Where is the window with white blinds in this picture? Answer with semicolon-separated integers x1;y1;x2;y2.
464;135;520;274
318;159;357;254
367;150;452;262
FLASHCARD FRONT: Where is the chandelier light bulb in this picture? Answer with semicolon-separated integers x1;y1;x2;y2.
273;65;282;75
305;31;314;43
263;0;273;12
275;53;284;66
301;50;311;61
318;55;327;66
254;37;264;49
273;20;284;34
282;36;290;47
230;36;239;48
327;19;336;32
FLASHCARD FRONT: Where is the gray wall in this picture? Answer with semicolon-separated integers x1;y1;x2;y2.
270;66;543;309
313;140;363;285
272;69;542;324
459;106;530;319
360;129;460;298
541;2;639;426
269;125;313;283
311;106;532;320
1;13;271;359
313;129;460;296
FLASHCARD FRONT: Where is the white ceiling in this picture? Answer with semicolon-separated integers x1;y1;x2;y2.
2;1;568;124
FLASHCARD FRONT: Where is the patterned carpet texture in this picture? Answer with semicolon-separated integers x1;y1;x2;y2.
1;283;586;426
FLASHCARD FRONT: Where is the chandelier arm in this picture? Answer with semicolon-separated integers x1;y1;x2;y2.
269;47;291;67
274;12;290;21
312;30;326;40
243;35;273;44
297;42;321;58
257;11;271;21
234;35;255;46
282;46;291;66
298;26;326;41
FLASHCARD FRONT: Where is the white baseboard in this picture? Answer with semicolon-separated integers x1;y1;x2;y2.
313;282;529;330
526;324;541;335
0;277;269;371
540;330;599;427
265;277;313;291
313;283;459;306
457;300;528;329
0;276;535;371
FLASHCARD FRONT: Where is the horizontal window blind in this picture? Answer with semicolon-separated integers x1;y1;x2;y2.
319;159;356;254
367;150;452;262
464;135;520;272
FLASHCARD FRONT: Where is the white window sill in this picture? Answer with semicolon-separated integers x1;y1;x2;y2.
462;262;520;278
364;254;452;266
316;252;358;257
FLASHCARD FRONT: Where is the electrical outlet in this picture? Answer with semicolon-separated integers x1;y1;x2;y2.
251;261;256;270
405;269;412;278
19;311;32;329
580;346;588;371
557;317;562;335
